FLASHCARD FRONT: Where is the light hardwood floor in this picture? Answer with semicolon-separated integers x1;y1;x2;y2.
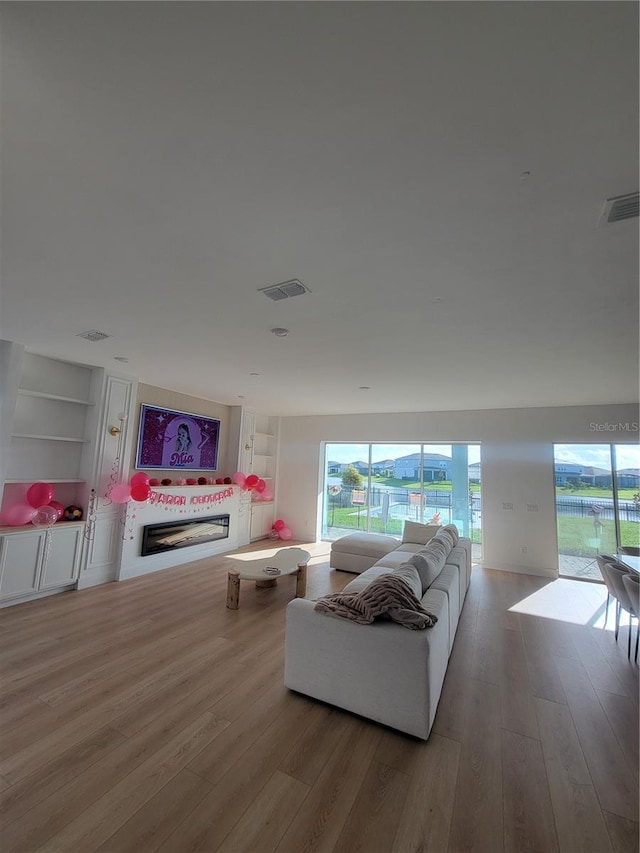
0;540;638;853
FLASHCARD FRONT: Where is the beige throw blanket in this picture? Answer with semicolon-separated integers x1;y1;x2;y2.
314;574;438;630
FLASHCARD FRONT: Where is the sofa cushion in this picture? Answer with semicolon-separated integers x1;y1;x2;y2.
433;527;456;554
441;523;460;546
401;520;441;545
392;562;423;599
409;539;450;593
375;546;423;571
342;566;393;594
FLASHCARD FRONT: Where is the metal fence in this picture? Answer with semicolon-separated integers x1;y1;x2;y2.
555;497;638;523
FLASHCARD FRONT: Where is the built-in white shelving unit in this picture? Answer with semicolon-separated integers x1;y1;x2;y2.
249;413;279;540
7;353;94;485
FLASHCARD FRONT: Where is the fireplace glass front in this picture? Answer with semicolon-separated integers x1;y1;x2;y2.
141;514;230;556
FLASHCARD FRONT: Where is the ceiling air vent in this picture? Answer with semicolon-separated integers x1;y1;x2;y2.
77;329;111;342
599;192;639;225
259;279;310;301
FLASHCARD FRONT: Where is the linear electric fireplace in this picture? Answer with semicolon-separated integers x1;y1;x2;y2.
141;514;230;556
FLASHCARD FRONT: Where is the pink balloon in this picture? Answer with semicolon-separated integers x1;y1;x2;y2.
261;489;273;502
4;502;37;526
111;483;132;504
245;474;259;489
26;482;54;509
273;519;285;532
278;527;292;541
232;472;246;486
48;500;65;520
255;479;266;493
130;483;151;502
130;472;150;486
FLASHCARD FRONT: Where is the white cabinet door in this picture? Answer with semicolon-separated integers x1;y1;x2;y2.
250;503;275;541
39;526;83;590
0;531;43;600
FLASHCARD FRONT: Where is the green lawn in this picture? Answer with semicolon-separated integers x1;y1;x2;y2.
556;516;640;556
556;486;637;500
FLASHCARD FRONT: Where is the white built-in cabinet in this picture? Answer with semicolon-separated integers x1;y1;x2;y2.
0;344;138;602
249;413;278;541
225;408;279;543
0;523;84;605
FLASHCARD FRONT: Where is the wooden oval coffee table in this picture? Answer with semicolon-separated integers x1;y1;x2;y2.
226;547;311;609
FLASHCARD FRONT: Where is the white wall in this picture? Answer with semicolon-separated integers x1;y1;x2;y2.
277;403;639;577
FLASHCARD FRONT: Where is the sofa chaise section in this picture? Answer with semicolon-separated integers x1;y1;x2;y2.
284;587;450;740
285;523;471;740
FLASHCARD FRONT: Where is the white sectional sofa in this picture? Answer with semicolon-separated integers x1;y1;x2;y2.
284;523;471;740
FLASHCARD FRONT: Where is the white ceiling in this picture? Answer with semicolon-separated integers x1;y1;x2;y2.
1;2;638;416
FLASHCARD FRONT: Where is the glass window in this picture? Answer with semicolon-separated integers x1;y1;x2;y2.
321;443;481;552
554;443;640;581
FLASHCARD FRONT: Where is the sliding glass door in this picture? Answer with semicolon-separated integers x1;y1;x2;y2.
554;443;640;581
322;443;481;550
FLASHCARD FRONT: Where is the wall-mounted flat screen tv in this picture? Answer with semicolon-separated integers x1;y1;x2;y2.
135;404;220;471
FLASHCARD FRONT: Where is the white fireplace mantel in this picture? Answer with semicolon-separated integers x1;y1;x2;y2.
118;485;249;580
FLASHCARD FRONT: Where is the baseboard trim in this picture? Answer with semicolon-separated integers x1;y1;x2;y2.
476;561;558;578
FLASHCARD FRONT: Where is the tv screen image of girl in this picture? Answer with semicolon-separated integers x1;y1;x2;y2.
175;423;192;453
135;405;220;470
161;416;208;468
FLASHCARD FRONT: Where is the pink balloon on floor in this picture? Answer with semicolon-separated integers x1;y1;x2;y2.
4;503;37;526
279;527;292;540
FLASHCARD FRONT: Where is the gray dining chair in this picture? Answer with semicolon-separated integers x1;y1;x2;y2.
603;562;636;658
596;554;617;629
622;573;639;662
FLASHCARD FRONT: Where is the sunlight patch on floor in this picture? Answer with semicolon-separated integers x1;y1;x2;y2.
508;578;627;629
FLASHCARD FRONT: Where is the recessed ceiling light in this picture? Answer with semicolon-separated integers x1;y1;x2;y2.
271;328;289;337
114;356;129;363
359;386;371;391
519;171;531;180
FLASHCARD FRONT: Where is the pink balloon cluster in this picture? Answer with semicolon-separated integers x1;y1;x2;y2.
111;472;153;505
231;471;273;502
271;518;292;541
2;482;65;527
